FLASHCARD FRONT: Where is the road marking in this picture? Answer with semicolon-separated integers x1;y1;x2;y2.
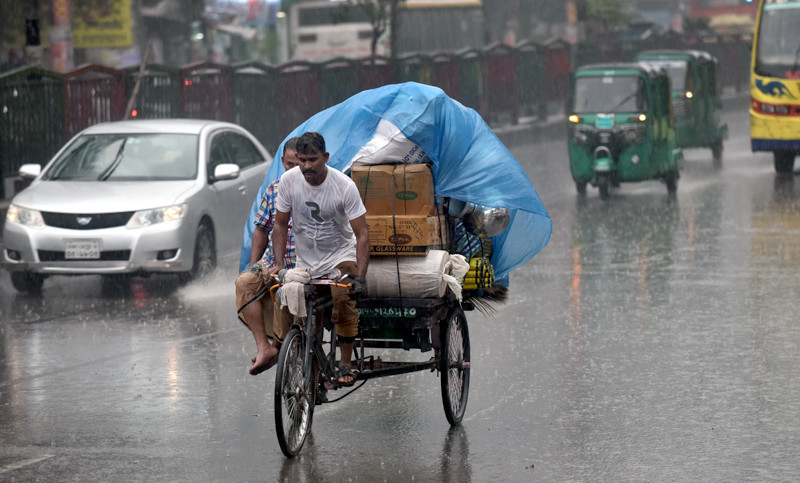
0;454;55;475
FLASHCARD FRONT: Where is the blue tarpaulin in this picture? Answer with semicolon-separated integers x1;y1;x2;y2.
239;82;551;285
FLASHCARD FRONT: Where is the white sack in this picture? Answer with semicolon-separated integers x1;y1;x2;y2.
366;250;458;299
347;119;429;169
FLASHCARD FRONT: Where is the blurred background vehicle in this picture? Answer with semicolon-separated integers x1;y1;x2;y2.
1;119;272;293
636;49;728;166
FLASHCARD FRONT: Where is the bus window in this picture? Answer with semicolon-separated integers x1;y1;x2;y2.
754;1;800;78
289;1;388;61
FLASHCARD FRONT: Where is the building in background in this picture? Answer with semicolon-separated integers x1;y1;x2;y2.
0;0;206;73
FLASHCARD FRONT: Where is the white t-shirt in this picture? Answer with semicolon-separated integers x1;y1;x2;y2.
276;166;367;277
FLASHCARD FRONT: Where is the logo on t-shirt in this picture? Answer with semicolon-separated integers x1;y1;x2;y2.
305;201;324;223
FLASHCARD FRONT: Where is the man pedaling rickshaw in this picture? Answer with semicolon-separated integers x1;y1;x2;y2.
269;132;370;386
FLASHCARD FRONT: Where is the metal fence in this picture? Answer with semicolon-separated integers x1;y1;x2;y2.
0;34;752;199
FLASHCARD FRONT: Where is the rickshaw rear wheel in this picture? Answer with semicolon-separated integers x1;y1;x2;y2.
275;328;315;458
774;151;795;174
575;181;587;195
440;307;471;425
711;141;723;167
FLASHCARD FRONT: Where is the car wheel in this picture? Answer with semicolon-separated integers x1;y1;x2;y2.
11;272;45;293
182;222;216;283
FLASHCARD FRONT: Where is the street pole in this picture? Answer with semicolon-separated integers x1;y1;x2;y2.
50;0;74;72
390;0;399;61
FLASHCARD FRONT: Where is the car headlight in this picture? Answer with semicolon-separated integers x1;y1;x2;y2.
6;204;45;229
126;204;186;229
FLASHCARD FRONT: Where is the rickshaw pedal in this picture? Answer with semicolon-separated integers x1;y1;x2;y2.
316;387;329;404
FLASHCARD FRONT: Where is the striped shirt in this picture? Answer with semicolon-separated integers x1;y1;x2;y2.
254;179;295;269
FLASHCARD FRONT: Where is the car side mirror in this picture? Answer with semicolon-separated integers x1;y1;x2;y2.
19;164;41;179
212;163;240;182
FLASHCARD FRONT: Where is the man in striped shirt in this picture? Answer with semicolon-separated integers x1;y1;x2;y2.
235;137;299;375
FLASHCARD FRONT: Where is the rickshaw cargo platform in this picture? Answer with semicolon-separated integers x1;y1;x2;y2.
351;164;436;216
355;295;459;352
367;214;448;255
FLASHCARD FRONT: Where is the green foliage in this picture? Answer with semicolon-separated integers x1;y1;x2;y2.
1;0;52;49
1;0;28;48
683;16;711;35
586;0;634;31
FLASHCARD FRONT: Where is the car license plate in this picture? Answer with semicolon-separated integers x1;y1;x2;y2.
65;240;100;259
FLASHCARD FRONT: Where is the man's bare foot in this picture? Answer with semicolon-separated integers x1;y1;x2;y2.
250;345;279;375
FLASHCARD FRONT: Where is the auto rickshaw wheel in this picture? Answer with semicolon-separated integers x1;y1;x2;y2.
711;141;723;167
774;151;796;174
597;174;610;201
576;181;587;195
665;171;678;196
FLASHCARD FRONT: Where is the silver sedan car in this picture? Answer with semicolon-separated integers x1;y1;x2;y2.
2;119;272;293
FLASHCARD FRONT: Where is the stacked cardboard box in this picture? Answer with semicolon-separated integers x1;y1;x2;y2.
351;164;447;255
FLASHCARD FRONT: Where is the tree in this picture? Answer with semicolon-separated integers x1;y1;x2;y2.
340;0;405;60
584;0;634;35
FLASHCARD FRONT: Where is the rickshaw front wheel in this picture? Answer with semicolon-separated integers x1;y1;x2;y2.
275;328;315;458
440;307;471;425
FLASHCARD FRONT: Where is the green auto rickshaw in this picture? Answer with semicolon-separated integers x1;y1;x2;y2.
568;62;684;200
635;49;728;166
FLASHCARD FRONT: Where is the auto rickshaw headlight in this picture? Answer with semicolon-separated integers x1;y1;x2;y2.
685;91;693;99
568;114;580;123
638;114;647;122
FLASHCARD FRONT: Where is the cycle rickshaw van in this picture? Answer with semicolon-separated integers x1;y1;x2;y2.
635;49;729;165
239;82;552;457
568;62;684;200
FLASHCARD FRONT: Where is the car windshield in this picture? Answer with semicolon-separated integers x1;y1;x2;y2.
642;59;688;90
572;75;647;114
43;133;198;181
755;3;800;77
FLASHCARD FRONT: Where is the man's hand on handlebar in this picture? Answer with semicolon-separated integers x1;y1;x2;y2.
342;272;367;298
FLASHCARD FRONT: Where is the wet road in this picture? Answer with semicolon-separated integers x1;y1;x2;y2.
2;95;800;481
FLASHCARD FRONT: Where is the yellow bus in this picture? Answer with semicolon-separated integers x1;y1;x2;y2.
750;0;800;173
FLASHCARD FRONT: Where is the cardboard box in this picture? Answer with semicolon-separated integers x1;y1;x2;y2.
350;164;436;216
367;214;448;255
